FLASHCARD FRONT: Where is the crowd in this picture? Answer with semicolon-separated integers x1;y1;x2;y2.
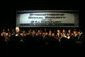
0;27;83;43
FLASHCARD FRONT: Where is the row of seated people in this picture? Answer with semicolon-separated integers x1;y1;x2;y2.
0;27;83;43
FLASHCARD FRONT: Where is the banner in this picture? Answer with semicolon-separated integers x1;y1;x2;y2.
16;10;79;27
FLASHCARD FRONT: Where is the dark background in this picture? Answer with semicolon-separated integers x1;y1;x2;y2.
0;1;85;56
1;1;85;30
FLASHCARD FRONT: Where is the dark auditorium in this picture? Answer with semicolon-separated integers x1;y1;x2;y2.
0;1;85;56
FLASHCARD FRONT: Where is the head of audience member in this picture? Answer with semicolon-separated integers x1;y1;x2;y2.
45;32;48;36
66;33;70;39
67;33;70;37
49;30;52;33
2;29;6;36
48;30;52;36
39;32;42;36
31;30;36;36
52;33;55;37
27;32;30;36
60;33;62;37
38;30;40;33
20;33;23;36
62;29;66;37
5;33;9;37
15;27;20;33
57;32;60;37
36;33;38;36
15;34;19;36
23;30;26;34
1;33;4;37
7;28;11;36
73;30;77;34
23;33;27;36
42;32;45;36
68;29;71;34
48;33;51;36
33;30;36;33
78;31;82;36
11;29;15;35
73;30;78;37
62;29;65;33
22;30;26;36
57;29;60;33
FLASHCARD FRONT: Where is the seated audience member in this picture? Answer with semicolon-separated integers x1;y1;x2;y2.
51;33;55;40
37;29;40;35
48;30;52;35
5;33;10;42
1;29;6;42
4;33;10;42
68;29;71;36
42;32;46;39
31;30;36;40
70;33;74;39
11;29;15;36
10;29;15;41
26;29;32;40
48;30;52;39
65;29;71;39
15;27;21;41
20;30;27;42
61;29;66;38
45;32;49;40
38;32;43;40
7;28;11;37
77;30;83;39
15;27;20;36
1;29;6;37
21;30;27;37
72;30;78;40
66;33;70;39
1;33;5;42
55;34;57;40
57;29;61;39
35;33;39;40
